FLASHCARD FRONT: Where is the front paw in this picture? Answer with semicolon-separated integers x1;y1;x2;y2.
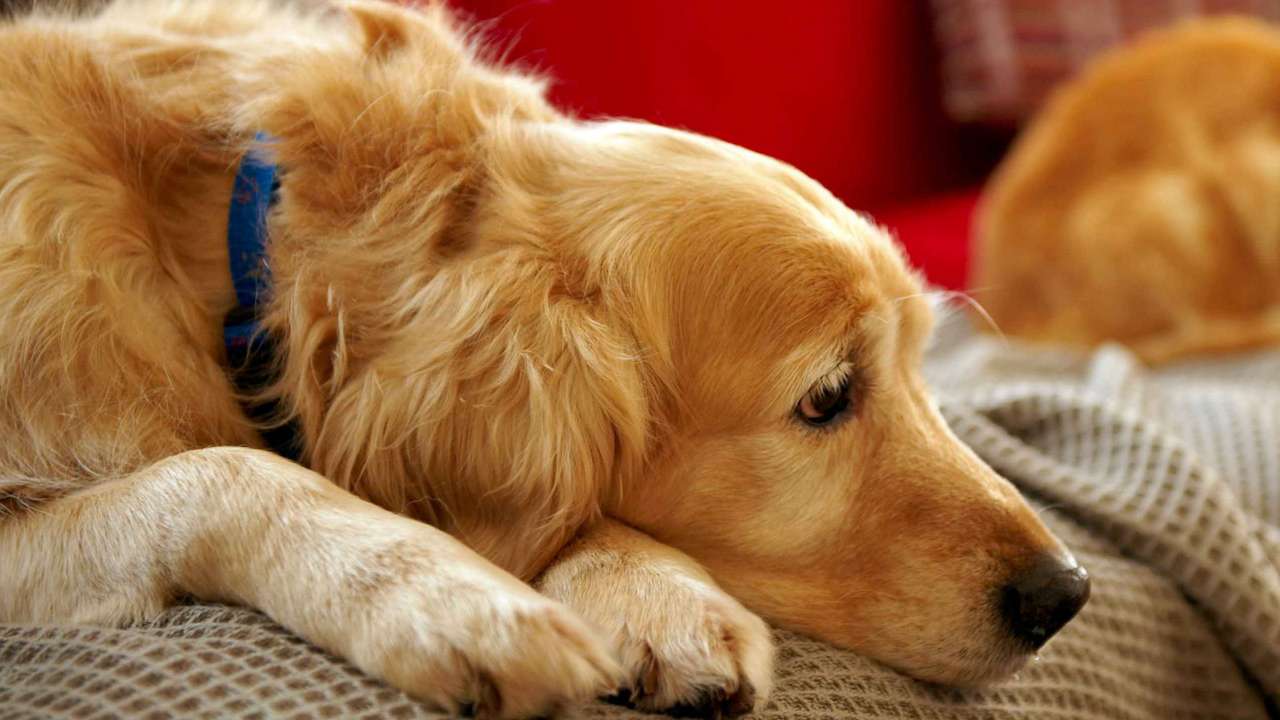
347;568;623;719
541;564;774;718
614;589;771;718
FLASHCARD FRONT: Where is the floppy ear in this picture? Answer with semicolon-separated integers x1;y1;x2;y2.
304;246;650;579
253;19;585;575
256;3;558;428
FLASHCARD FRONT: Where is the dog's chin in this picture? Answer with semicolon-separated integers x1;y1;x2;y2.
895;643;1034;689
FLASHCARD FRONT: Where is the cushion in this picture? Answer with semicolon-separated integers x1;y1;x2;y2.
2;306;1276;718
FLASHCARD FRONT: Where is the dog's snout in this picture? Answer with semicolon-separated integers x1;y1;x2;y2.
1001;555;1091;649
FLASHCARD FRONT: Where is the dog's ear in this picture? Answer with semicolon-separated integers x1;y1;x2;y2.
278;121;647;580
303;248;650;579
262;99;591;576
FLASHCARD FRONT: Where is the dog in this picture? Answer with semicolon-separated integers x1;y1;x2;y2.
976;18;1280;364
0;2;1090;717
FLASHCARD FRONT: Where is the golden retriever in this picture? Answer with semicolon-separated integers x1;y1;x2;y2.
0;1;1090;717
976;18;1280;364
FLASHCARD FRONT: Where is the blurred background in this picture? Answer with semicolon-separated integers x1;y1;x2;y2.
454;0;1280;291
2;0;1277;291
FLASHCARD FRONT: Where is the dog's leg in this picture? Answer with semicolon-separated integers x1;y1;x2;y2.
536;518;774;717
0;447;621;719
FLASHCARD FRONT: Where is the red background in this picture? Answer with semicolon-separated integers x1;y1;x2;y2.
454;1;1005;289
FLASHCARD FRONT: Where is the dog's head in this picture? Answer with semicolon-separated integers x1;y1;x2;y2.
498;121;1091;685
277;3;1089;688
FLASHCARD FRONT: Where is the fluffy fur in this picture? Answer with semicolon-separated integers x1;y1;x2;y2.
0;2;1082;717
976;17;1280;363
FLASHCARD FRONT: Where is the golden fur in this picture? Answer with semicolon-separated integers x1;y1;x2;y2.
976;18;1280;363
0;2;1081;717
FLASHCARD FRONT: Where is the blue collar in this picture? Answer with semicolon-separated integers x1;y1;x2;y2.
224;133;277;343
223;134;300;460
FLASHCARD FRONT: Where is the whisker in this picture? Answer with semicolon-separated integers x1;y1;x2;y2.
922;289;1007;341
1032;502;1068;519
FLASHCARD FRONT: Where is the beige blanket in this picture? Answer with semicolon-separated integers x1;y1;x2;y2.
3;308;1277;719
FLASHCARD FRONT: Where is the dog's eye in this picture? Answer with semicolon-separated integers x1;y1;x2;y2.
797;374;853;427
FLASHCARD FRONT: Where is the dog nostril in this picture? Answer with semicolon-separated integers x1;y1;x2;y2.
1001;556;1091;649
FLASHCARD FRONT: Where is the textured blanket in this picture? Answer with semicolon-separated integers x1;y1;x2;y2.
2;307;1277;719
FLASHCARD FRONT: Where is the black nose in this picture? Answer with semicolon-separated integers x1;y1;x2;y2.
1001;555;1091;649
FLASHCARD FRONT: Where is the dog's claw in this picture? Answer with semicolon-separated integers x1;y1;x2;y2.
617;676;756;719
665;680;756;719
603;686;634;706
725;681;756;716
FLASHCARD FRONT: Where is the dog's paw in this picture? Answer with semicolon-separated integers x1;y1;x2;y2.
540;558;773;718
609;586;772;718
347;565;624;719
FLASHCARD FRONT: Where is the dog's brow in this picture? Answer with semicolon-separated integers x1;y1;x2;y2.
849;299;915;370
840;309;888;367
841;335;868;365
890;294;934;357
